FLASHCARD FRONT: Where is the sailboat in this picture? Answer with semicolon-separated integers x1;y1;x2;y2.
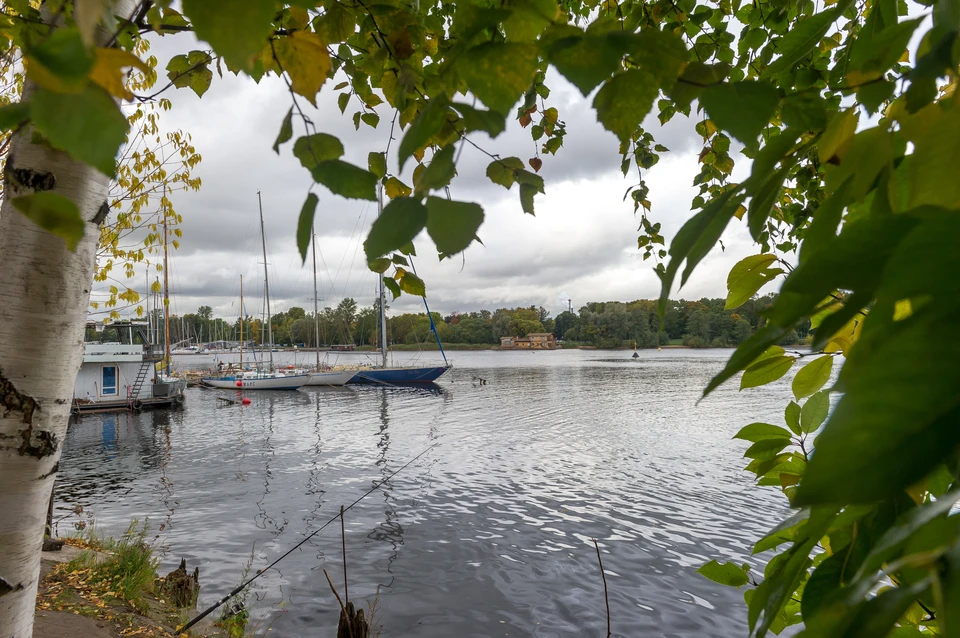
305;226;356;387
202;193;310;390
347;188;451;385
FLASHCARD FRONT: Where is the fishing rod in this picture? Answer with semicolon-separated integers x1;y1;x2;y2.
177;443;439;634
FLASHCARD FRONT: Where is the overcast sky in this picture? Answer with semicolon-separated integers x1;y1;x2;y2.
93;34;770;321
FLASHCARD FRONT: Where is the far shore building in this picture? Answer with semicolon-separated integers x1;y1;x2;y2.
500;333;557;350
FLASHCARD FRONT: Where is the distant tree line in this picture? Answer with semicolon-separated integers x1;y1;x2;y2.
94;294;808;349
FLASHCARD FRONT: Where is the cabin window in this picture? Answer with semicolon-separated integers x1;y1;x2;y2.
102;366;118;396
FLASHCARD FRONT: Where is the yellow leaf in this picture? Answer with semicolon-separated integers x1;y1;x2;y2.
384;176;411;198
817;108;859;164
90;48;150;100
893;298;912;321
734;204;747;220
272;30;331;106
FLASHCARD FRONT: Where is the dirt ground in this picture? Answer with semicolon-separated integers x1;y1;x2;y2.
34;547;225;638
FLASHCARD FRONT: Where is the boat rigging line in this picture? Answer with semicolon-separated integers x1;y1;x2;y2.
175;443;439;634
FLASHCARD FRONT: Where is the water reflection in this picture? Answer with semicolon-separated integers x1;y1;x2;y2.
56;350;797;637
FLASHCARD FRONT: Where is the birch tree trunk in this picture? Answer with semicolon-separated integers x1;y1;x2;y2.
0;4;135;635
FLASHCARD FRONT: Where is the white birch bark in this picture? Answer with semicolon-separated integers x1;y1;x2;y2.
0;3;136;635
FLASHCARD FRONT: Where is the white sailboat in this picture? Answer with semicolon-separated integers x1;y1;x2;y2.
202;192;310;391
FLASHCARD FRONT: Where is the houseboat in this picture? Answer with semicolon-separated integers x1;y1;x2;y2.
73;320;186;413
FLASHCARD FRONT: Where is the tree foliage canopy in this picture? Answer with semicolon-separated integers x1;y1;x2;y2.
4;0;960;634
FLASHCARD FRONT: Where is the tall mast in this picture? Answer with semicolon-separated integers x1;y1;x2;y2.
162;200;171;375
377;186;388;368
311;226;320;369
258;191;274;370
239;274;244;368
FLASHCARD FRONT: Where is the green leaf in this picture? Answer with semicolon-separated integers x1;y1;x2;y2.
854;490;960;582
0;102;30;132
800;549;846;623
383;276;401;300
697;560;749;587
766;213;921;328
166;51;213;97
368;152;386;179
398;97;449;171
754;510;808;554
458;42;539;114
12;192;85;251
734;422;794;443
785;401;802;436
658;187;747;324
907;107;960;210
750;507;837;636
415;145;456;195
450;102;507;138
704;323;796;396
425;196;484;255
486;157;525;189
25;28;94;92
795;304;960;505
273;107;293;154
726;254;780;309
182;0;275;71
792;356;834;400
669;62;730;107
848;17;923;80
399;271;426;296
31;85;129;177
741;355;795;390
761;0;856;78
875;212;960;304
364;197;427;260
800;390;830;433
747;164;791;240
519;177;544;215
548;33;627;95
310;160;376;201
745;438;792;461
841;578;931;638
296;193;318;264
593;69;659;143
314;2;355;43
700;81;779;148
857;79;896;114
294;134;345;171
368;257;391;273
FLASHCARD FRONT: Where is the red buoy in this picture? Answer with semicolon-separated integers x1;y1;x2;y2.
241;397;251;405
236;380;243;387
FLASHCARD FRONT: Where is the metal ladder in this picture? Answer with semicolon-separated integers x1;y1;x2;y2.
128;361;151;408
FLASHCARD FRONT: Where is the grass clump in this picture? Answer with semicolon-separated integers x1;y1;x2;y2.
63;520;159;611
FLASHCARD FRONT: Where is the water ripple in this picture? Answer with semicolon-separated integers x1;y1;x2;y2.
56;349;794;637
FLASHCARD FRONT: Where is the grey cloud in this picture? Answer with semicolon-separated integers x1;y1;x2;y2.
103;36;759;321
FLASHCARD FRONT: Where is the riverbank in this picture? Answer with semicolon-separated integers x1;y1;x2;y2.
35;531;236;638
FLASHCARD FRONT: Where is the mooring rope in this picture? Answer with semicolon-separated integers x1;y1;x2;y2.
176;443;439;633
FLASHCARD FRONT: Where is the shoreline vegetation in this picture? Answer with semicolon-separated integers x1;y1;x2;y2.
115;295;810;353
35;523;249;638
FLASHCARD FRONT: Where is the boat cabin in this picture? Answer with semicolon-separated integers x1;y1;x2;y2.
73;320;186;413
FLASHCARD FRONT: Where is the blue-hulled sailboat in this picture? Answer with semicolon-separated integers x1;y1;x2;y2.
348;190;451;385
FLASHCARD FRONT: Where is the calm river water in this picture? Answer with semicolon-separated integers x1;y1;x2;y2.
55;349;795;637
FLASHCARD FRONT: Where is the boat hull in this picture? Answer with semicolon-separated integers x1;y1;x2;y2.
201;374;310;390
348;366;449;385
306;370;357;386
